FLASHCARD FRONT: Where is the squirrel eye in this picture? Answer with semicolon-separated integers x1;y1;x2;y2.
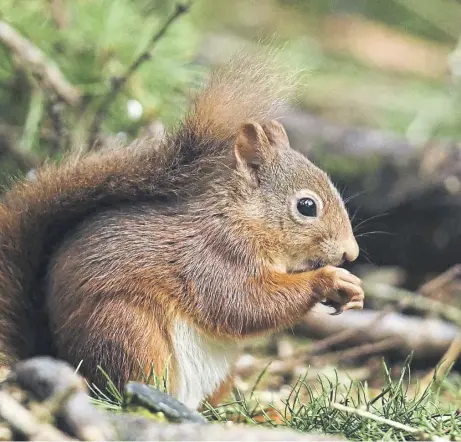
297;198;317;217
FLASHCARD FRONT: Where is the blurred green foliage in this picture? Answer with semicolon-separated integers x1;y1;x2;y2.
291;0;458;43
0;0;201;159
1;0;461;175
192;0;461;141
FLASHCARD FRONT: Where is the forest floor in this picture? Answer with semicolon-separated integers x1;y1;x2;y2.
90;329;461;441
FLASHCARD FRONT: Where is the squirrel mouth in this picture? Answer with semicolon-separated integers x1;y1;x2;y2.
289;256;346;273
289;259;326;274
307;259;325;270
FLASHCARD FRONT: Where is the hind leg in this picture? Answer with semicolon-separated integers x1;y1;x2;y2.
49;297;174;392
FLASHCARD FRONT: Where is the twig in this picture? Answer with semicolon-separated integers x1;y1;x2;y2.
308;327;360;355
420;334;461;392
299;309;459;364
363;281;461;329
87;2;192;150
313;337;401;365
47;97;70;155
19;80;44;152
330;402;429;438
0;391;73;440
419;264;461;298
307;292;410;358
0;20;81;106
308;309;391;355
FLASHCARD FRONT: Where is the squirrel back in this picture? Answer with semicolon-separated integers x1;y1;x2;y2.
0;52;293;364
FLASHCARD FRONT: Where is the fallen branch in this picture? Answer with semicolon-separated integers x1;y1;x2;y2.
308;309;391;355
419;264;461;298
88;2;192;150
296;308;459;364
312;337;402;365
2;357;338;441
363;281;461;329
0;21;81;106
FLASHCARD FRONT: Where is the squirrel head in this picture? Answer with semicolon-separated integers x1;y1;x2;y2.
232;119;359;272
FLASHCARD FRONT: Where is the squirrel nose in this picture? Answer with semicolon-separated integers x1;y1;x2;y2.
342;237;359;262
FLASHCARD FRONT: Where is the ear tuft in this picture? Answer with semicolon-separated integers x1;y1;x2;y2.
234;121;271;171
261;120;290;149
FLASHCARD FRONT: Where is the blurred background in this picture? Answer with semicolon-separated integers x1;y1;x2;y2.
2;0;461;426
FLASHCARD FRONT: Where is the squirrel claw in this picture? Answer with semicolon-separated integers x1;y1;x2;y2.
320;299;344;315
329;306;344;315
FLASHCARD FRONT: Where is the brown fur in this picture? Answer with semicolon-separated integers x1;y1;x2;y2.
0;52;362;404
206;375;234;408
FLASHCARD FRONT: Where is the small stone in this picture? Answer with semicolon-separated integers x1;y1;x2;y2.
277;339;294;359
235;354;257;378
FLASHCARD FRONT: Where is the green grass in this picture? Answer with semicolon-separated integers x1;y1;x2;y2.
89;359;461;441
87;362;171;411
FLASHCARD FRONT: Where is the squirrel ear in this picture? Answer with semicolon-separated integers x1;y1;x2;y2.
234;121;272;172
261;120;290;149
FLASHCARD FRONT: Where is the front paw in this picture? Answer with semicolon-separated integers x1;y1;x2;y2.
316;266;364;314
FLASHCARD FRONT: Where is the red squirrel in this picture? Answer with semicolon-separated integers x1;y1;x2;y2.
0;53;363;409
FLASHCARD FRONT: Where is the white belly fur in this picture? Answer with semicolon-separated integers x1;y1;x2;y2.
172;319;239;409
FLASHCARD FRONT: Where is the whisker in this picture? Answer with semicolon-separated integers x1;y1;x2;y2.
359;247;374;265
350;206;362;224
353;212;389;232
344;190;368;204
355;230;395;238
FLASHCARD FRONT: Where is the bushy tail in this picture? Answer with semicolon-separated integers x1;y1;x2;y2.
0;49;294;364
0;145;172;362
